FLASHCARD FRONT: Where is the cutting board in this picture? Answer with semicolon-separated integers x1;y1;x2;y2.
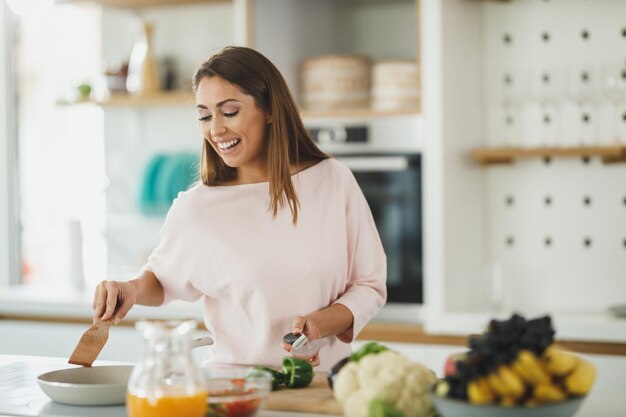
264;372;343;415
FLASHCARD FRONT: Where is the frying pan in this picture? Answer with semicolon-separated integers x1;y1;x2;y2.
37;335;214;406
37;365;133;406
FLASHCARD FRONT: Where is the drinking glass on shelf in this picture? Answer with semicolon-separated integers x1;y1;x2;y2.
491;67;526;147
567;65;601;146
530;67;565;147
601;61;626;145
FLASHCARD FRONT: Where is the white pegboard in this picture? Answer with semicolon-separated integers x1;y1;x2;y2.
483;0;626;148
486;158;626;313
480;0;626;314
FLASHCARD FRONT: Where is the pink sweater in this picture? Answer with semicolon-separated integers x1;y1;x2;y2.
146;158;387;371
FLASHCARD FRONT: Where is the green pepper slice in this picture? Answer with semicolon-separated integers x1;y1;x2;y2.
254;366;285;390
282;357;314;388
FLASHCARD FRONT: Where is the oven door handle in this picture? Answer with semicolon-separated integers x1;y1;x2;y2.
335;156;410;172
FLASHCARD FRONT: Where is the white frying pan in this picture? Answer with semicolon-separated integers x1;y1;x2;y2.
37;335;214;406
37;365;133;406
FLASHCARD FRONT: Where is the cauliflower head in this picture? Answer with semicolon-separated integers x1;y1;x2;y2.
333;350;435;417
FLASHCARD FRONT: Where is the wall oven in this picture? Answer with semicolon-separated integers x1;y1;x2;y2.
334;153;423;304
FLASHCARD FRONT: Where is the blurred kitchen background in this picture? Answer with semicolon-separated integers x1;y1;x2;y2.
1;0;626;362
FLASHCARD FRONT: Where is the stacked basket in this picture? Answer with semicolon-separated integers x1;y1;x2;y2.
300;55;419;112
370;60;420;111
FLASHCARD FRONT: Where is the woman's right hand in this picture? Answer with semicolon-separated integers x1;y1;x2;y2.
92;280;138;325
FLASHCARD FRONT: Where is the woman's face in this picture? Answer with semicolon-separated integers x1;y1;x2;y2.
196;76;270;181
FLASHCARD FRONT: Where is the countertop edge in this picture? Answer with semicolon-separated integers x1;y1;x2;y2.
1;286;626;354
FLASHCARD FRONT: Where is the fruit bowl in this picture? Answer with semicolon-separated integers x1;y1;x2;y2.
432;394;586;417
202;365;272;417
433;315;596;417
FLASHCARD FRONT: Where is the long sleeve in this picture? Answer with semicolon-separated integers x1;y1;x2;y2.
334;169;387;341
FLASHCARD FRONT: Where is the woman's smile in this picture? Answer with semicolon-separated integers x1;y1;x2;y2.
215;138;241;154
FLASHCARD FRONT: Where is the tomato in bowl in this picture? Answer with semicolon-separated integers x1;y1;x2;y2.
203;365;272;417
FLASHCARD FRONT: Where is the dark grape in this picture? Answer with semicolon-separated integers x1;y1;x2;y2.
457;314;555;378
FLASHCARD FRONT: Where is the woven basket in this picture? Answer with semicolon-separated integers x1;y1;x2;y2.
370;60;420;111
300;54;371;111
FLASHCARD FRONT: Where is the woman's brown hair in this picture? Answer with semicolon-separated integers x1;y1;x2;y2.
193;46;328;224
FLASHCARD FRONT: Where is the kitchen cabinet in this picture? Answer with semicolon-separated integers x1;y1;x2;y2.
249;0;419;107
70;0;421;118
248;0;423;161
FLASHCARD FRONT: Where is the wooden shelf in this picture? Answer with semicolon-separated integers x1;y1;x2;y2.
58;93;422;120
471;145;626;166
57;91;196;107
65;0;229;8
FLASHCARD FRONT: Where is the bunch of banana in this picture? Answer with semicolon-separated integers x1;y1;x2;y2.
543;345;596;396
486;365;525;404
466;345;596;407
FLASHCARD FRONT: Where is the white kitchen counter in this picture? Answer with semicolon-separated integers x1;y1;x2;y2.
1;354;626;417
0;355;329;417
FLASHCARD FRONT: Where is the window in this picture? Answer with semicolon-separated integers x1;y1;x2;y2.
0;2;19;287
9;3;106;288
4;1;235;290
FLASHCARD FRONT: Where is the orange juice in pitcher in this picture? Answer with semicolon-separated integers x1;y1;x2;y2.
127;389;206;417
127;320;207;417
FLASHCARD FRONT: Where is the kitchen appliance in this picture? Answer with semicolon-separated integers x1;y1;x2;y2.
309;125;423;305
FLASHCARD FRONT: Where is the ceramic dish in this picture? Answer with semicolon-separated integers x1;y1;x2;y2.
432;394;585;417
37;365;134;406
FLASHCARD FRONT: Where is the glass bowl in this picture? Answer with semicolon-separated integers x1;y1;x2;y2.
432;394;586;417
202;365;272;417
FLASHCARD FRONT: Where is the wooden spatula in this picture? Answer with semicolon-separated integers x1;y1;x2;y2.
68;318;112;367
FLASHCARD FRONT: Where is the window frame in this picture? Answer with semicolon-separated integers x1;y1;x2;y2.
0;3;21;287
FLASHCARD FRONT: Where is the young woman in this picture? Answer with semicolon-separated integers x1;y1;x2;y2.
92;46;386;371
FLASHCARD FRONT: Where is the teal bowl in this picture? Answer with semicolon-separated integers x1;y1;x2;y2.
432;395;586;417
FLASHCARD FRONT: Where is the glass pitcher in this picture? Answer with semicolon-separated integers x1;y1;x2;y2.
127;319;207;417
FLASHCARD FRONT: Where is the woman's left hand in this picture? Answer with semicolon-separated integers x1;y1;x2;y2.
280;315;322;367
